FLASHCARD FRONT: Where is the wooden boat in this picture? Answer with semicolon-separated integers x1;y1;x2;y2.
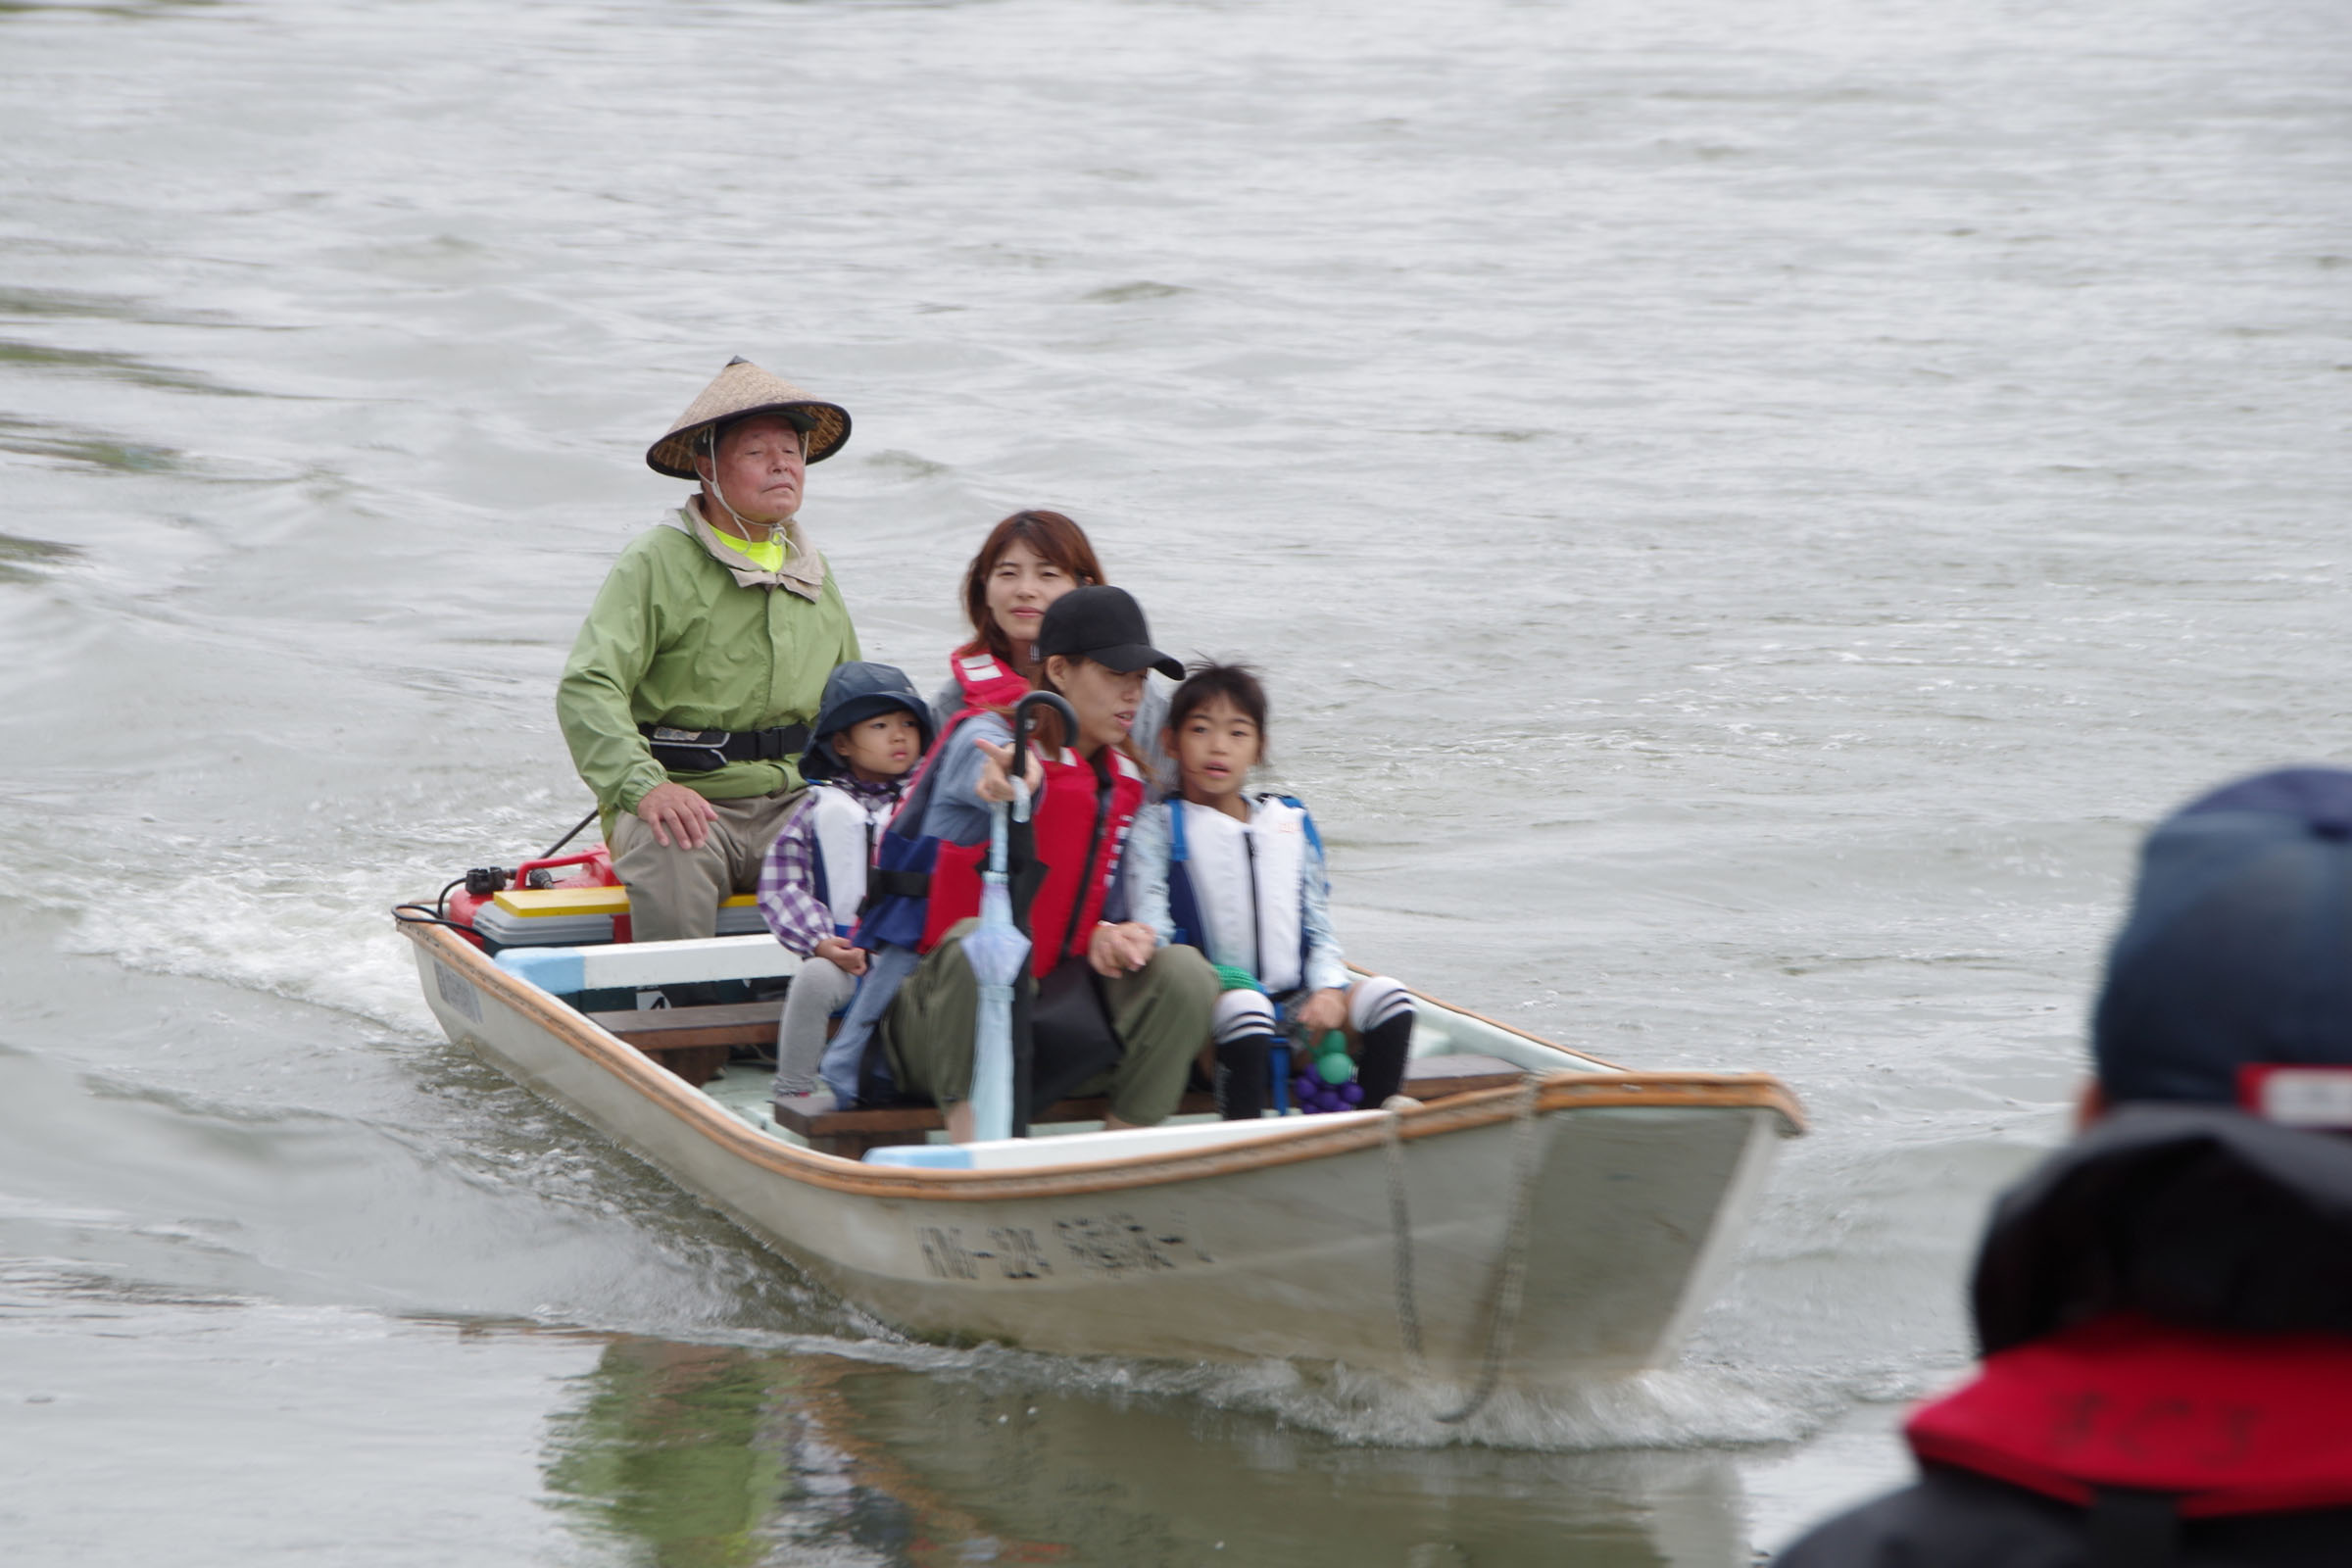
396;912;1803;1409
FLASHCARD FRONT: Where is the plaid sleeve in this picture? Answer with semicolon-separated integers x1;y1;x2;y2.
756;798;834;955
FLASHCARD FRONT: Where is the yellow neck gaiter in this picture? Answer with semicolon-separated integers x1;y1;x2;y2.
707;522;785;574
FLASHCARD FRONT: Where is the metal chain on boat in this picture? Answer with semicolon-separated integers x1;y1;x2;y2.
1385;1075;1546;1424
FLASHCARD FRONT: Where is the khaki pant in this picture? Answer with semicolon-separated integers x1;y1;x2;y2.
609;789;801;943
880;918;1216;1127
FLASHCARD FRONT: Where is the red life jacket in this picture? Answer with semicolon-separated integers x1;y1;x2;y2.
917;744;1146;978
1906;1311;2352;1519
950;647;1033;711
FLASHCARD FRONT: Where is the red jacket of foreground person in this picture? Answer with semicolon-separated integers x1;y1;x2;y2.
1776;1107;2352;1566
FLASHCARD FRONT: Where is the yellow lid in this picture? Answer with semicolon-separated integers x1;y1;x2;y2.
490;886;629;918
489;887;759;917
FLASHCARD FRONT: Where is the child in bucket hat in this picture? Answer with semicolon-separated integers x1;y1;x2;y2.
755;662;935;1107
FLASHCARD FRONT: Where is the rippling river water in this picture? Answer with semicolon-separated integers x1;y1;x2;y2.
2;0;2347;1561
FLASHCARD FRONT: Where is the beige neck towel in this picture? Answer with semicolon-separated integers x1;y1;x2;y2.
669;500;826;601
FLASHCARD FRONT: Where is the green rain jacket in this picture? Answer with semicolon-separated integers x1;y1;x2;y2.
558;505;859;830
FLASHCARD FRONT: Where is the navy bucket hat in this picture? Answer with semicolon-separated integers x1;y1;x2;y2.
799;662;935;783
2094;766;2352;1106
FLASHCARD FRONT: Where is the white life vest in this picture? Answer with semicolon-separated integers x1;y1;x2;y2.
1167;795;1315;994
804;782;899;935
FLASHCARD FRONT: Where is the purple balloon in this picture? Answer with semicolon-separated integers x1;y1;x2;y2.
1339;1083;1364;1106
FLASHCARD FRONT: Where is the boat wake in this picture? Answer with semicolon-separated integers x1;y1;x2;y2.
53;862;452;1036
717;1329;1840;1453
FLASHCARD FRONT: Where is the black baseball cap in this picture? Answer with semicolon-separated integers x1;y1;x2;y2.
1034;586;1183;680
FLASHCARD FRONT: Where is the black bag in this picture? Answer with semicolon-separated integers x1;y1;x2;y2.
1013;955;1123;1129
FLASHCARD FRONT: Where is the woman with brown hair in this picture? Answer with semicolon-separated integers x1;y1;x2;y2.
929;509;1102;720
926;512;1171;784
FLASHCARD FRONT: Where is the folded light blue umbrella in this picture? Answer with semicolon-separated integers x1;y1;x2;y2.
961;776;1032;1142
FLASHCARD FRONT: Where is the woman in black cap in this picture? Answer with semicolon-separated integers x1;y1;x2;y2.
819;587;1216;1140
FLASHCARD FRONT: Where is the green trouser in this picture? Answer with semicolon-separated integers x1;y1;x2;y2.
608;788;801;943
880;918;1217;1127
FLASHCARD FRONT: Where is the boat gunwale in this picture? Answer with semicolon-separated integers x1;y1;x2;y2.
398;916;1806;1202
1343;960;1631;1074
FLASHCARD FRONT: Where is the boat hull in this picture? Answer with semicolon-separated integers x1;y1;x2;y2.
402;921;1797;1394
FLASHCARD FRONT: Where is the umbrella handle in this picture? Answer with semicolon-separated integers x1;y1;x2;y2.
1009;690;1078;807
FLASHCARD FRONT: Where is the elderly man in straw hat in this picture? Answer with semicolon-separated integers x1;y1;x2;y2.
557;358;860;943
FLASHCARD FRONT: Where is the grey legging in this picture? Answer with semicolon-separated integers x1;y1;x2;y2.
774;956;859;1096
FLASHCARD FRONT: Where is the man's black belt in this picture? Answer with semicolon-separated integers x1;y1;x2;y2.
640;722;811;773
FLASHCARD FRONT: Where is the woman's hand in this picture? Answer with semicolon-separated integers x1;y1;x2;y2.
1089;921;1156;977
974;738;1045;804
1296;988;1348;1036
812;935;868;976
633;781;720;850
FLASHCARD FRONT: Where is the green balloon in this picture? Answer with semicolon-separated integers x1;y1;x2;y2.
1315;1046;1355;1085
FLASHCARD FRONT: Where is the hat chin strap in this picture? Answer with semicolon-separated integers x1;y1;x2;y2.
696;427;783;543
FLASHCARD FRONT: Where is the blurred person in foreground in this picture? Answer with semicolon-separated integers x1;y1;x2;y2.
1780;767;2352;1568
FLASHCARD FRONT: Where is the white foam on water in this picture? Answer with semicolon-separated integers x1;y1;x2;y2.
21;794;591;1037
1104;1355;1836;1452
684;1328;1842;1454
62;871;441;1035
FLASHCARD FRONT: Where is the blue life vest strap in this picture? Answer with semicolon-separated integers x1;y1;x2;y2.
1269;795;1321;978
1167;799;1206;952
1277;795;1325;862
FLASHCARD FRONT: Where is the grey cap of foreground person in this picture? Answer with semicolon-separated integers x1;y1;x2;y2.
2092;765;2352;1107
1775;765;2352;1568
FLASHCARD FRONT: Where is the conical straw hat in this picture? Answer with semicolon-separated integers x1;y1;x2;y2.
645;357;852;477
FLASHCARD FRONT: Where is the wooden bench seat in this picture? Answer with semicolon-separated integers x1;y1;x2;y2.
772;1053;1532;1159
584;1000;784;1088
774;1089;1225;1160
